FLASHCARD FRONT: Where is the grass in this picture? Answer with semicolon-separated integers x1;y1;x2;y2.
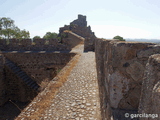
15;54;80;120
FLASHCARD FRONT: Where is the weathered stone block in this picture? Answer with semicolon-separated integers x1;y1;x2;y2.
20;39;32;46
34;39;46;45
0;39;6;45
126;61;144;81
9;39;19;46
48;39;58;45
139;54;160;120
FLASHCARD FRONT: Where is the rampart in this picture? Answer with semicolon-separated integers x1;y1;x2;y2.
0;52;75;106
0;39;69;51
95;38;160;119
59;14;96;51
62;31;85;48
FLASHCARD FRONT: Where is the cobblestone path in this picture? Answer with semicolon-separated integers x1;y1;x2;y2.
41;44;101;120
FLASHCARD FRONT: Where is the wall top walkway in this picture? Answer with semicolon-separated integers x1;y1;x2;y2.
16;44;102;120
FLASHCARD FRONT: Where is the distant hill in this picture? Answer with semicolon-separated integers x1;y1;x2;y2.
126;39;160;44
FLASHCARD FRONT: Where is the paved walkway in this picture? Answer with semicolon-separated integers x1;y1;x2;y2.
41;44;101;120
16;44;101;120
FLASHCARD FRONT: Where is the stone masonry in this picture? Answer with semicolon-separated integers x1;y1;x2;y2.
16;44;102;120
95;38;160;119
0;55;7;106
62;31;85;48
70;14;87;27
139;54;160;120
0;38;69;51
0;14;160;120
0;52;75;107
59;14;96;51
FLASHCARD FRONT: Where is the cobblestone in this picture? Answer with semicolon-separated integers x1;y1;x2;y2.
41;44;101;119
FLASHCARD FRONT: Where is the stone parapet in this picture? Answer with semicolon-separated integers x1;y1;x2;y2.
62;31;84;48
95;38;160;119
139;54;160;120
0;39;70;51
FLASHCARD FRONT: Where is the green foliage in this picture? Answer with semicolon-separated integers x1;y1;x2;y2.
33;36;41;43
0;17;30;40
33;36;41;39
113;35;125;41
43;32;58;40
12;27;30;40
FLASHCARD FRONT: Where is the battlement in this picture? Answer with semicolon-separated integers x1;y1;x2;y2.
0;39;69;51
70;14;87;27
0;38;57;46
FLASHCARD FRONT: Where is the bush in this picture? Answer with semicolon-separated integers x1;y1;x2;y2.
113;35;125;41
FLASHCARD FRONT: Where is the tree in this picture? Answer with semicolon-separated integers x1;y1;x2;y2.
19;29;30;39
0;17;30;39
0;17;14;39
33;36;41;39
43;32;58;40
113;35;125;41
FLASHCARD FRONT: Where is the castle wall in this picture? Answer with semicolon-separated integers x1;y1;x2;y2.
19;39;32;46
138;54;160;120
9;39;19;46
4;53;75;85
59;14;96;46
0;53;75;105
70;14;87;27
95;38;160;119
0;39;70;51
62;31;84;48
84;37;95;51
0;55;7;105
4;65;37;102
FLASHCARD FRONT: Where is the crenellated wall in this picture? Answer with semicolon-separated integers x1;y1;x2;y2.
59;15;96;52
95;38;160;119
0;39;70;51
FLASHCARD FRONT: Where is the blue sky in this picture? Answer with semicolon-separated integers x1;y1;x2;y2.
1;0;160;39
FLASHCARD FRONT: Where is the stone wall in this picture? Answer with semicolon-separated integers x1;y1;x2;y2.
84;37;95;52
62;31;85;48
59;15;96;47
70;14;87;27
4;53;75;84
95;38;160;119
0;39;69;51
139;54;160;120
0;52;75;105
4;65;38;102
0;55;7;106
